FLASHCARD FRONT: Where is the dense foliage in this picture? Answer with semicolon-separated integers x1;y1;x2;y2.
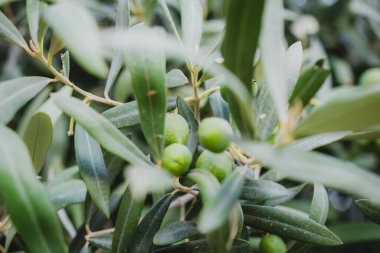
0;0;380;252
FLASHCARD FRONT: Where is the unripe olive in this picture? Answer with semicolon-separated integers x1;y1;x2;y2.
162;143;192;176
164;113;189;146
195;150;233;181
259;234;287;253
359;68;380;86
197;117;233;153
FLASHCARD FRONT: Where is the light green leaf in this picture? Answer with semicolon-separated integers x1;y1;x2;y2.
166;69;188;88
310;182;329;224
290;132;350;151
329;222;380;244
60;50;70;78
48;33;64;58
111;186;144;253
177;96;198;154
295;84;380;137
124;26;167;161
0;126;67;253
153;220;199;246
356;199;380;225
285;41;303;92
26;0;41;48
187;169;220;206
44;1;108;77
242;204;342;246
47;179;87;210
240;142;380;203
51;94;151;166
263;183;306;206
75;124;110;218
22;112;53;173
0;76;52;124
0;10;27;48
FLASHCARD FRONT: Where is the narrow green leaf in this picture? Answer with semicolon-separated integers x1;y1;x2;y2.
51;94;151;166
26;0;41;48
111;186;144;253
289;59;330;106
75;124;111;218
45;166;79;188
125;26;167;161
0;10;27;48
47;179;87;210
60;50;70;78
260;0;287;122
242;204;342;246
187;169;220;206
356;199;380;225
204;76;229;121
199;168;246;232
166;69;188;88
88;235;112;250
240;142;380;203
285;41;303;92
176;96;198;154
0;76;52;124
22;112;53;173
222;0;264;89
295;84;380;137
128;193;173;253
48;33;64;57
241;179;289;204
153;220;199;246
264;183;306;206
290;132;350;151
329;222;380;244
44;1;108;77
0;126;67;253
310;183;329;224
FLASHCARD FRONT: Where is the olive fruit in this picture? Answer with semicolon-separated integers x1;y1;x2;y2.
195;150;233;181
197;117;233;153
359;67;380;86
164;113;190;146
162;143;192;176
259;234;287;253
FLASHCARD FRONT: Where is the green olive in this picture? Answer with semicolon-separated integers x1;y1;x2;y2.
197;117;233;153
259;234;287;253
162;143;192;176
195;150;233;181
164;113;190;146
359;68;380;86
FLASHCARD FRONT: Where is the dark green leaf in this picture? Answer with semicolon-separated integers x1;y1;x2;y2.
166;69;188;88
153;220;199;246
177;96;198;154
23;112;53;173
264;183;306;206
88;235;112;250
0;126;67;253
204;77;229;121
329;222;380;244
125;26;167;161
0;10;28;48
128;193;173;253
51;94;151;166
242;204;342;246
356;199;380;225
0;76;52;124
75;124;110;218
289;59;330;106
47;179;87;210
241;179;288;204
111;186;144;253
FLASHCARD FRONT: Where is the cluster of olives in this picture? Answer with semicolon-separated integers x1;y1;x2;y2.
162;114;234;181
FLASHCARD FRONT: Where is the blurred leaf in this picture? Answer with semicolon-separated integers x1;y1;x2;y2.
289;59;330;106
47;179;87;210
285;41;303;92
290;132;350;151
51;94;151;166
166;69;188;88
128;193;173;253
39;85;72;125
153;220;199;246
44;1;108;77
329;222;380;244
45;166;79;188
199;168;246;232
260;0;287;122
152;239;249;253
295;84;380;137
241;179;289;204
0;11;28;48
127;166;173;200
242;204;342;246
0;76;52;124
88;235;112;250
125;26;167;161
60;51;70;78
22;112;53;173
356;199;380;225
0;126;67;253
240;142;380;203
264;183;306;206
222;0;264;89
75;124;110;218
26;0;41;48
48;34;64;58
177;96;198;154
111;186;144;253
205;76;229;121
4;222;16;252
187;169;220;206
310;183;329;224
